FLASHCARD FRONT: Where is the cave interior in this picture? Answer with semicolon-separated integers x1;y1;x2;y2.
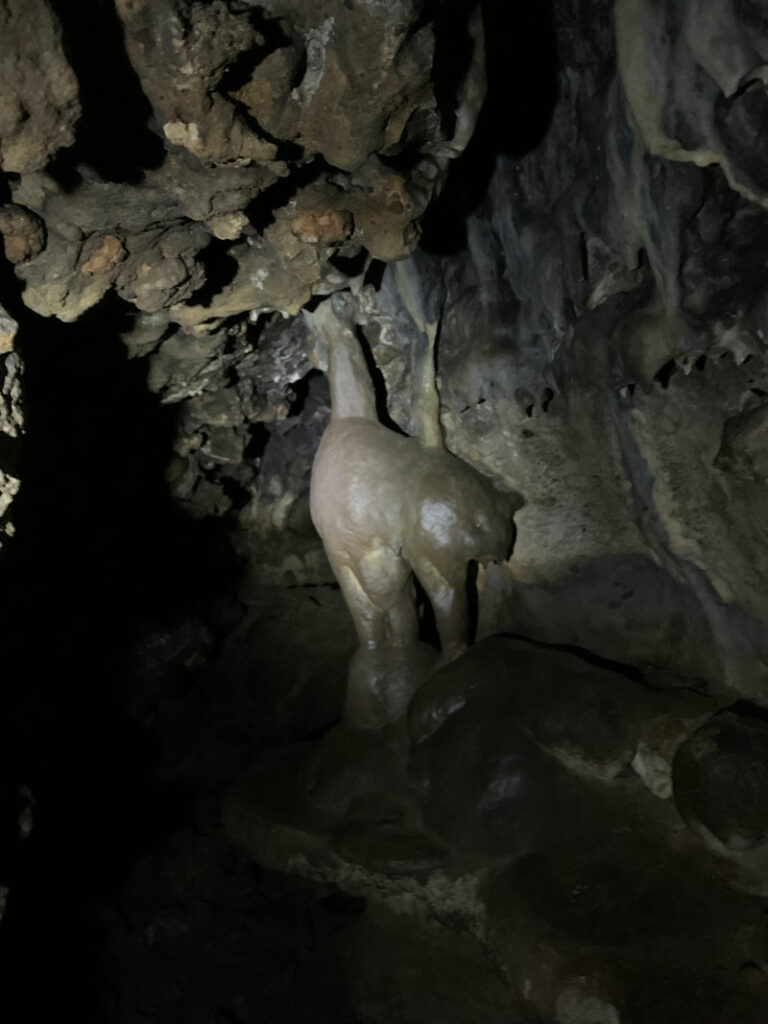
2;1;768;1022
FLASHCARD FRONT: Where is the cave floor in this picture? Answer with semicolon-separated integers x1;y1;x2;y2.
4;545;768;1024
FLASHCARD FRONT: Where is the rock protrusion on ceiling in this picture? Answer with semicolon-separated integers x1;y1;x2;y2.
1;0;485;325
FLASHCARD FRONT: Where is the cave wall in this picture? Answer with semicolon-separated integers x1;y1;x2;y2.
1;0;768;705
434;0;768;698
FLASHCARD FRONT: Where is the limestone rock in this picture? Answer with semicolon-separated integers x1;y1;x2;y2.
115;223;210;313
0;350;22;438
225;654;768;1024
0;345;21;550
341;902;517;1024
409;637;651;782
631;713;697;800
715;402;768;482
114;0;279;168
414;704;565;857
2;0;478;341
292;8;435;173
119;311;171;360
615;0;768;208
147;330;224;399
78;234;125;276
554;985;621;1024
673;708;768;851
0;467;20;519
290;208;353;246
0;204;46;264
0;304;17;356
0;0;80;173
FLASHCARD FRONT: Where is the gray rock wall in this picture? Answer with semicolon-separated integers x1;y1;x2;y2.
450;0;768;698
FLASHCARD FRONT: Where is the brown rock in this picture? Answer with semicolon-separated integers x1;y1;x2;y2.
115;0;278;167
79;234;126;276
0;204;46;264
715;403;768;482
0;303;18;354
0;0;80;172
233;46;302;141
291;3;436;172
115;224;210;313
345;161;420;261
673;709;768;851
290;209;354;245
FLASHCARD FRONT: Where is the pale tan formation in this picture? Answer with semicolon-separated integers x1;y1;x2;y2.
307;296;521;729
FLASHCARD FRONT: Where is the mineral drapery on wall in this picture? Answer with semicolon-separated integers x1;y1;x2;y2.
452;0;768;700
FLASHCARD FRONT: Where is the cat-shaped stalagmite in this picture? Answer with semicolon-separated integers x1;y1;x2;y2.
308;297;522;729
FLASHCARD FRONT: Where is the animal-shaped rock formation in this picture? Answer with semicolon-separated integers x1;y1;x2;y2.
307;293;522;729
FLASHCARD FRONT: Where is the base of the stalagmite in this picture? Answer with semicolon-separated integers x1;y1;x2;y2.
345;641;440;730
